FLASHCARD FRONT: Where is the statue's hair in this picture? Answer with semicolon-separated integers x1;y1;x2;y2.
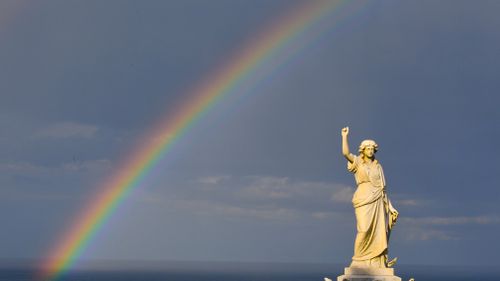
358;139;378;154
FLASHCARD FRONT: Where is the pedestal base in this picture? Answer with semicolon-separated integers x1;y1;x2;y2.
337;267;401;281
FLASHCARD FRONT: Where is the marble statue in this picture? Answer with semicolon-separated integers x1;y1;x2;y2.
337;127;401;281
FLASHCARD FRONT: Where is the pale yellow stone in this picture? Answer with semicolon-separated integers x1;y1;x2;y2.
337;274;401;281
345;267;394;275
336;266;402;281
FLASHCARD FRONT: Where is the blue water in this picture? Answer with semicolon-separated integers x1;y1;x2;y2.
1;263;499;281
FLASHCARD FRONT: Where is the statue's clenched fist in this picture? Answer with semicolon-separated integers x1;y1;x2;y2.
341;126;349;137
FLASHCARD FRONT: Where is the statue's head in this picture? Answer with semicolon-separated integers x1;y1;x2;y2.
358;139;378;158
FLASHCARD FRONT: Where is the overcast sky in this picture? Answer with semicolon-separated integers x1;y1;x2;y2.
1;0;499;268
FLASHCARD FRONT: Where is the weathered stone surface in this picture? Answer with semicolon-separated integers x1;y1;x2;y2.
345;267;394;276
336;276;401;281
337;267;402;281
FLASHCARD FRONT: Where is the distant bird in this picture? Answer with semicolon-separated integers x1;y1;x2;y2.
324;278;333;281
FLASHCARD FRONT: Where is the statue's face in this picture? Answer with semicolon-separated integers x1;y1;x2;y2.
362;146;375;158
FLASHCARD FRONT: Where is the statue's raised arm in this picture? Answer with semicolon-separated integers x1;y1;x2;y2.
341;127;354;163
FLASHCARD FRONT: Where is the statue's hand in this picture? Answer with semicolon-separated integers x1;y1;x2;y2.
341;126;349;137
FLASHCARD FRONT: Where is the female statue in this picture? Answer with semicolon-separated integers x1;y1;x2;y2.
341;127;398;268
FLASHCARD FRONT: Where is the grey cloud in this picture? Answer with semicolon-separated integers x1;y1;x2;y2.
394;199;421;207
172;199;301;221
396;215;500;241
0;159;112;177
33;121;98;139
136;175;354;221
240;176;294;199
0;185;68;201
0;161;50;175
61;159;112;173
331;186;354;203
237;176;351;203
0;159;113;203
401;216;500;226
194;175;231;185
402;228;457;241
311;211;341;220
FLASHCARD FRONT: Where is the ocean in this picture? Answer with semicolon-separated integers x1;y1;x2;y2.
0;262;499;281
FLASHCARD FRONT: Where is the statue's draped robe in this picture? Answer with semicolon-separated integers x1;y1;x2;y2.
347;155;397;267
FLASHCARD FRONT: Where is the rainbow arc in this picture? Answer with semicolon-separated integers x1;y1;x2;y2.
39;1;359;280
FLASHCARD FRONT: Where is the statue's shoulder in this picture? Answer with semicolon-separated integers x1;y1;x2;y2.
347;155;359;172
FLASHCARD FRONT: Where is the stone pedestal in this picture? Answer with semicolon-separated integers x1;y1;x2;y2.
337;267;401;281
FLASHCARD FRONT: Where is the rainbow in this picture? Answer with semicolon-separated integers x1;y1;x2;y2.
40;1;355;280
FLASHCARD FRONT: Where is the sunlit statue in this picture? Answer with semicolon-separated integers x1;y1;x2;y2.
341;126;399;268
